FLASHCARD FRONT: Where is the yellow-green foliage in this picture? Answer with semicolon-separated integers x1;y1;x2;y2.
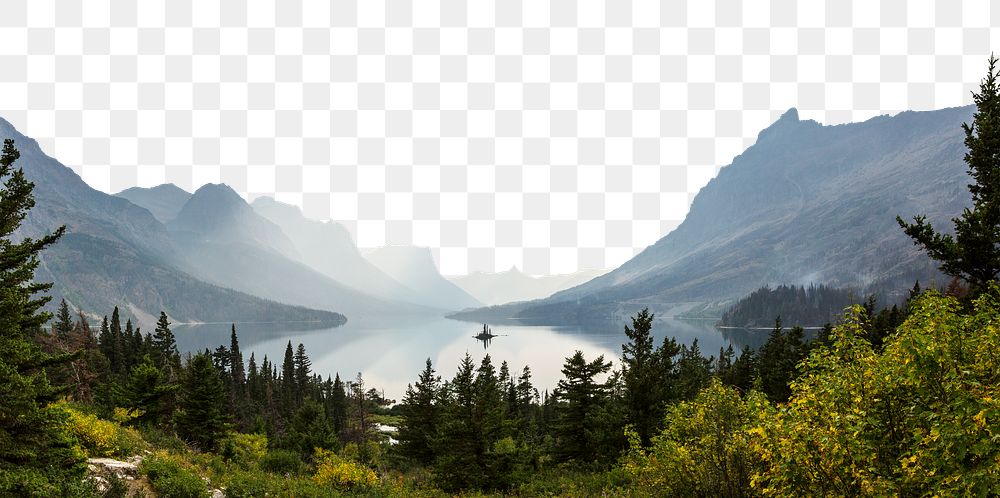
60;404;146;458
622;379;766;498
750;289;1000;496
219;432;268;469
141;451;210;498
312;447;379;489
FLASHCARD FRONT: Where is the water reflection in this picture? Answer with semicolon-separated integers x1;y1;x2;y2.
173;316;771;400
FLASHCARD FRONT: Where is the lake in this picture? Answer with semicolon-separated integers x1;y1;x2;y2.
173;316;770;401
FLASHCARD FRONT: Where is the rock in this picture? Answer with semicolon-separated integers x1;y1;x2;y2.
86;457;140;480
211;489;225;498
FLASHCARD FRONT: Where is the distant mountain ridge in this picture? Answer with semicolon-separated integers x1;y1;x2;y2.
448;267;607;306
453;106;973;325
115;184;191;223
0;117;344;327
365;246;483;310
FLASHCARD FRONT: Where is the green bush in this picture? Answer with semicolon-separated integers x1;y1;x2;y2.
222;469;277;498
141;452;209;498
261;449;305;475
60;403;147;458
219;432;268;469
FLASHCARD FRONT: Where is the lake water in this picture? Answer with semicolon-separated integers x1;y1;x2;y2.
173;316;770;401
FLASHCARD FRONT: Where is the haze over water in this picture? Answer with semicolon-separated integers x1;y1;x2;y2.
174;317;769;401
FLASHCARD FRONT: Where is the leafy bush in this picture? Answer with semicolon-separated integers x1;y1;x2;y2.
141;452;209;498
222;469;277;498
622;379;765;497
751;290;1000;496
219;432;268;469
312;448;378;489
61;404;146;458
260;449;305;475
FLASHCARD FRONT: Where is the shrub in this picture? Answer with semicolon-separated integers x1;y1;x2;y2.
621;379;766;498
223;469;277;498
751;290;1000;496
312;448;378;490
61;404;146;458
219;432;268;469
260;449;305;475
141;452;209;498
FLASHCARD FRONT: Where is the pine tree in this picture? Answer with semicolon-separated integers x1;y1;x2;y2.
398;358;441;465
898;56;1000;294
434;354;482;490
620;308;670;445
176;351;227;450
293;343;311;403
330;373;347;436
0;138;81;494
280;341;296;415
553;350;612;463
109;306;123;374
121;354;178;425
53;299;73;337
151;312;179;374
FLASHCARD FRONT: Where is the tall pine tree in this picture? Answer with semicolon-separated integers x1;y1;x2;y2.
898;55;1000;294
0;138;81;495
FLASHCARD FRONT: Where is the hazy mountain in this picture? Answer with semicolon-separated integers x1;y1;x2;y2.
167;188;435;319
449;267;608;306
250;197;418;303
115;184;191;223
0;117;344;326
169;184;299;260
453;106;973;325
365;246;483;310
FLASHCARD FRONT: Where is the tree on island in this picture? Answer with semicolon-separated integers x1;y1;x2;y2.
898;55;1000;294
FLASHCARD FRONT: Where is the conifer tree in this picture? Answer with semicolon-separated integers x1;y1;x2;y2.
553;351;613;463
280;341;296;414
330;373;347;435
293;343;311;403
176;351;227;450
398;358;441;465
109;306;123;373
53;299;73;337
620;308;670;445
898;55;1000;294
0;138;81;494
151;312;179;373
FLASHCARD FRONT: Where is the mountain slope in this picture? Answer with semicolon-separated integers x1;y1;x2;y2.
366;246;483;310
0;117;344;326
168;188;436;319
115;184;191;223
250;197;418;304
456;106;973;324
169;184;299;260
448;267;607;306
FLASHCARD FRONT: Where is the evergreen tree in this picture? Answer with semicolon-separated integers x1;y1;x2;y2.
120;354;178;425
898;56;1000;294
151;312;179;373
398;358;441;465
53;299;73;337
330;373;347;436
553;351;613;463
620;308;670;445
229;324;245;391
176;351;227;450
0;138;81;494
109;306;123;373
434;354;481;491
293;342;311;403
280;341;296;415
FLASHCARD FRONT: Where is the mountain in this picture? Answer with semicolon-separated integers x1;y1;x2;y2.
448;267;608;306
453;106;974;325
365;246;483;310
115;184;191;223
250;197;418;304
0;117;344;326
167;187;435;319
169;184;299;260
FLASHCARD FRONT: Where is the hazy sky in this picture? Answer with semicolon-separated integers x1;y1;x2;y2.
0;0;991;275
